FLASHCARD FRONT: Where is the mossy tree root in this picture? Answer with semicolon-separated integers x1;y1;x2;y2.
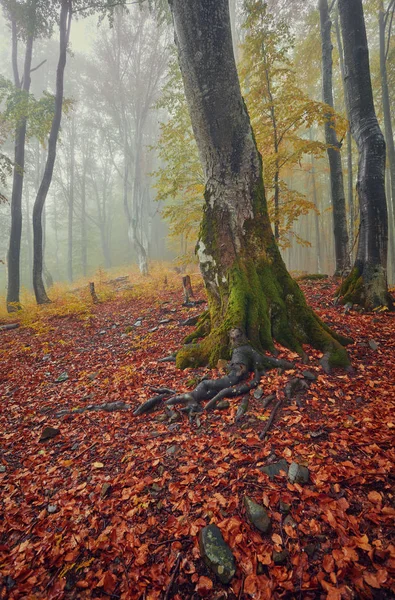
176;259;352;372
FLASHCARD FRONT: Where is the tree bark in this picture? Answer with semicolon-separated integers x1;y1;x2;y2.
169;0;350;370
337;0;392;309
379;1;395;282
67;117;76;283
319;0;350;276
33;0;72;304
334;9;355;250
6;21;34;312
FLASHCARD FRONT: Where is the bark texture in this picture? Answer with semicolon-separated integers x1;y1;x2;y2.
6;25;34;312
379;1;395;280
169;0;350;370
319;0;350;276
33;0;71;304
337;0;392;309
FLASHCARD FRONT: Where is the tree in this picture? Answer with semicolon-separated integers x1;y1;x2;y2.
337;0;393;309
240;0;343;249
318;0;350;275
32;0;72;304
169;0;350;370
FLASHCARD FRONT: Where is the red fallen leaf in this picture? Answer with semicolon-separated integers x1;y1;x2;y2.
97;570;117;593
76;580;89;589
343;546;359;562
271;533;282;545
367;491;382;504
323;554;335;573
195;575;213;596
363;571;381;589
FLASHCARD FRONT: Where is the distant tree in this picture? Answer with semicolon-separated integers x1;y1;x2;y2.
240;0;346;248
318;0;350;275
337;0;392;309
153;57;204;262
168;0;350;370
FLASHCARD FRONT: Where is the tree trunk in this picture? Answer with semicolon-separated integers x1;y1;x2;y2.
337;0;392;309
379;1;395;282
33;0;71;304
81;162;88;278
334;8;355;251
319;0;350;276
6;25;34;312
169;0;350;370
311;155;322;274
67;117;76;283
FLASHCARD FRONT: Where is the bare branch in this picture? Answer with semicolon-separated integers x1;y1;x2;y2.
30;59;47;74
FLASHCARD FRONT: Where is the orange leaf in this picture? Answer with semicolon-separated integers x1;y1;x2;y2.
368;491;382;504
363;571;381;589
195;576;213;597
271;533;282;545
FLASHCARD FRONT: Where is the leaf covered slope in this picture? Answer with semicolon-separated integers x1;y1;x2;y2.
0;275;394;599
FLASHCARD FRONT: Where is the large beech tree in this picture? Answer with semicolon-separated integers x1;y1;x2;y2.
337;0;393;309
169;0;351;370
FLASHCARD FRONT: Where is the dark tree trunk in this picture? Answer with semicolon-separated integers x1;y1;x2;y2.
33;0;71;304
334;8;355;252
169;0;350;370
379;1;395;281
319;0;350;276
337;0;392;309
6;25;34;312
311;155;322;274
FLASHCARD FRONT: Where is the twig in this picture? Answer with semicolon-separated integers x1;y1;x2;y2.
259;399;282;440
163;552;182;600
238;572;246;599
73;441;97;461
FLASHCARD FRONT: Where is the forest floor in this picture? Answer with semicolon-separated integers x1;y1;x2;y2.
0;268;394;600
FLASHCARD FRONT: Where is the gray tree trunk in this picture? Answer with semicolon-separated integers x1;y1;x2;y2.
33;0;71;304
334;8;355;251
319;0;349;276
6;23;34;311
67;117;76;283
169;0;350;370
338;0;392;309
379;1;395;282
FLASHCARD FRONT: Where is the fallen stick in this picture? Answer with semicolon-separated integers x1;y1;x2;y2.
0;323;19;331
163;552;182;600
259;399;282;440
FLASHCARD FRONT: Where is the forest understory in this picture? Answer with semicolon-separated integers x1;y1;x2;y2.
0;271;394;600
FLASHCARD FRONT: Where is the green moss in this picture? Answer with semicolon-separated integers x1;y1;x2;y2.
336;267;363;305
184;310;210;344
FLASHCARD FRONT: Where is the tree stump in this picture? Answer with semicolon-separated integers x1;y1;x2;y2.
89;282;99;304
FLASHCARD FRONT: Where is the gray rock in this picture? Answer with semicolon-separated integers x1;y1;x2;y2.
199;524;236;584
47;504;57;514
148;327;158;333
369;339;379;351
279;500;291;514
261;459;288;480
133;320;142;327
273;550;289;565
166;445;178;456
288;462;309;484
100;483;112;498
253;387;264;399
0;465;6;473
304;543;319;558
99;330;106;335
244;496;271;533
55;372;68;383
302;370;317;381
216;400;230;410
39;426;60;442
283;515;297;528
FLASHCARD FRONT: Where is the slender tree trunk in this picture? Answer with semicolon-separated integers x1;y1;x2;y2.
67;117;75;283
337;0;392;309
6;25;34;311
334;9;355;251
131;128;149;275
25;187;33;287
311;155;322;274
319;0;350;276
379;1;395;281
33;0;71;304
81;163;87;278
169;0;350;370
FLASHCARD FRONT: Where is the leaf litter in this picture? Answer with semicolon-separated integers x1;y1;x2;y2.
0;275;394;599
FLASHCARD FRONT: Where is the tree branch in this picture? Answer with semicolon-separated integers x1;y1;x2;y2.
30;59;47;74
